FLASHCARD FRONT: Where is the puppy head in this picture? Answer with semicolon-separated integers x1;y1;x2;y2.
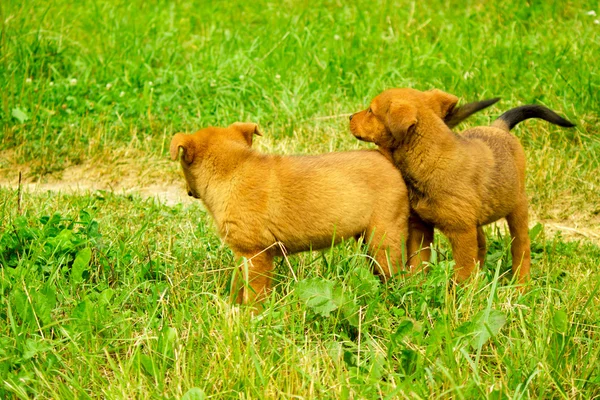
170;122;262;198
349;88;458;147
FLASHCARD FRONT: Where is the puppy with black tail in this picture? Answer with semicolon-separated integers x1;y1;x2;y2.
349;88;575;288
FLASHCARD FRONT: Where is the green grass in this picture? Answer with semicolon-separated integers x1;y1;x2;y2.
1;0;600;398
1;187;599;398
2;0;599;217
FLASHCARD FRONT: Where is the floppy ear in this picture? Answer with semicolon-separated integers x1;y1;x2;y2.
386;100;418;138
170;133;195;164
427;89;459;118
230;122;262;146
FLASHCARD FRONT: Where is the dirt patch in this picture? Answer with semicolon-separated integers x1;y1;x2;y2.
0;149;195;206
536;219;600;244
1;153;599;245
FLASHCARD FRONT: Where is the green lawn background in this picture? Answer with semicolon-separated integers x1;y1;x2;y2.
1;0;599;398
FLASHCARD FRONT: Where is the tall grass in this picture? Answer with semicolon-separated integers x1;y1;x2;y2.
2;0;599;216
1;189;599;398
2;0;598;153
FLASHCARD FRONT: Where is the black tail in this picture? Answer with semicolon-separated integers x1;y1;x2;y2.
444;97;501;129
492;105;575;131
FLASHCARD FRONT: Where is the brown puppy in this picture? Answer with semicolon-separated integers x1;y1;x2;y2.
349;88;575;286
170;123;410;305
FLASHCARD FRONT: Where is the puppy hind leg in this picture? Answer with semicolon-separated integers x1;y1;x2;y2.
407;213;434;274
446;227;479;283
506;202;531;286
232;251;275;305
366;224;406;280
476;226;487;268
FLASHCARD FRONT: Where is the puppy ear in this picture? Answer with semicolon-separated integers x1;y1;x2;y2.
427;89;459;118
386;100;418;138
170;133;195;164
230;122;262;146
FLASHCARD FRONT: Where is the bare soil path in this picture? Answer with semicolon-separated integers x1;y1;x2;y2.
1;153;599;245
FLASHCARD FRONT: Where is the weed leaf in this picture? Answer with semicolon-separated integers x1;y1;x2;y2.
158;326;178;359
552;309;568;334
529;222;543;241
34;286;57;326
10;289;33;326
9;286;56;327
11;108;29;123
22;338;50;360
71;247;91;285
182;388;206;400
98;288;114;306
338;291;359;327
457;310;507;349
296;278;338;317
139;354;157;377
349;267;380;300
392;320;414;344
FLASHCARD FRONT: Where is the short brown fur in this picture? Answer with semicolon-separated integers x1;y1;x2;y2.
170;122;410;305
350;88;532;286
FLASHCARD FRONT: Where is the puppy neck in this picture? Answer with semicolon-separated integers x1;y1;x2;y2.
392;111;458;185
193;144;255;210
377;147;394;162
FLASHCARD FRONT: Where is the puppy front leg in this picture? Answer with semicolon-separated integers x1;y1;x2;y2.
446;227;479;282
232;251;274;305
506;202;531;286
407;213;434;273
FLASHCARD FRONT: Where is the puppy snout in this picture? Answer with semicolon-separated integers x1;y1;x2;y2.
187;190;193;197
349;114;354;121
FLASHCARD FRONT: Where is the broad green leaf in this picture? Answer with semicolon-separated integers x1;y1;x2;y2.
71;247;92;285
471;310;506;349
457;310;507;349
10;289;35;326
389;319;415;355
0;337;14;358
296;278;359;325
70;298;94;332
349;267;380;300
529;222;543;241
158;326;178;358
98;288;114;306
336;286;359;327
33;286;57;326
182;388;206;400
295;278;338;317
46;229;76;255
139;354;157;377
553;309;568;334
71;299;91;321
392;320;414;343
11;107;29;123
22;338;50;360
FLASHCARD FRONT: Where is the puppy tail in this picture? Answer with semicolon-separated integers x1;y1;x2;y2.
444;97;500;129
492;105;576;131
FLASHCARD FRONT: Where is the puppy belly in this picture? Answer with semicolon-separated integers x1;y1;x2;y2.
221;219;362;256
478;199;519;226
412;196;476;230
271;224;363;254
